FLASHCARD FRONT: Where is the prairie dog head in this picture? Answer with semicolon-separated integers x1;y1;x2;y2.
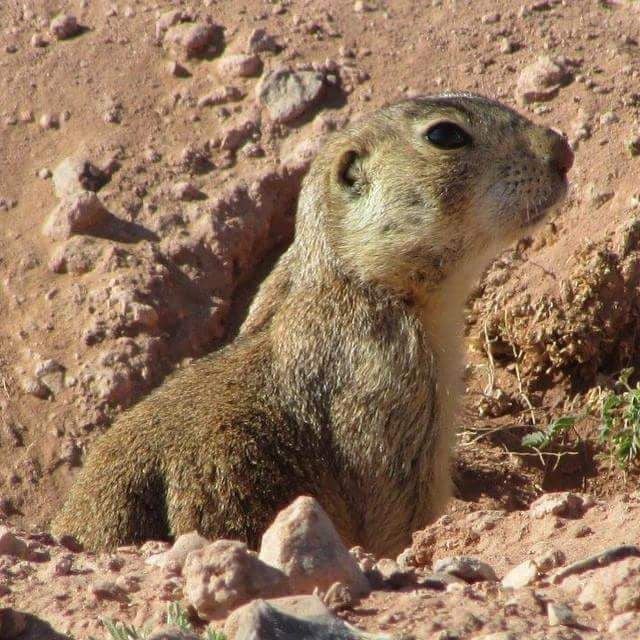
300;93;573;295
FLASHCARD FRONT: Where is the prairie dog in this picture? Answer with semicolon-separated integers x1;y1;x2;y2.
52;94;573;555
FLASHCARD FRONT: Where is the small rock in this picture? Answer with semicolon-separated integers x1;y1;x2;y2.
221;120;258;152
529;492;593;519
481;12;501;23
502;560;539;589
547;602;577;627
600;111;619;125
432;556;498;583
259;496;370;597
584;183;615;209
52;156;110;197
50;14;81;40
183;539;289;621
0;527;28;559
35;359;66;395
373;558;416;589
90;579;127;601
167;61;191;78
322;581;353;612
39;113;59;129
164;22;224;58
155;10;184;40
627;135;640;157
170;182;205;201
609;612;640;633
516;56;572;105
257;68;326;124
534;549;566;572
43;191;109;240
218;54;263;78
146;531;210;568
31;33;47;48
225;595;360;640
247;28;280;54
147;626;200;640
197;86;244;108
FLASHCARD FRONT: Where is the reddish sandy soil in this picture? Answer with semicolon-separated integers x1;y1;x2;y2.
1;0;640;638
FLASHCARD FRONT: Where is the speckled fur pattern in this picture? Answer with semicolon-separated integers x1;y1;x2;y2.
52;94;570;555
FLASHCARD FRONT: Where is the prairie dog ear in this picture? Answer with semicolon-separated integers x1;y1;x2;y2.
335;148;370;195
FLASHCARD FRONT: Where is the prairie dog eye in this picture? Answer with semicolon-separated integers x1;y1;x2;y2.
425;122;472;150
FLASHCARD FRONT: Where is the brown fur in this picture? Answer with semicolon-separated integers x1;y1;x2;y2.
52;94;571;555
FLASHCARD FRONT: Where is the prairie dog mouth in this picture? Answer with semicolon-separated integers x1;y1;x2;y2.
521;177;568;227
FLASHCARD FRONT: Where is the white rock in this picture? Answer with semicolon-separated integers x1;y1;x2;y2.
183;539;289;621
516;56;571;105
502;560;538;589
218;54;263;78
259;496;370;596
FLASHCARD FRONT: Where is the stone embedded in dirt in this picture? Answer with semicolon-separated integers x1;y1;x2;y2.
155;10;184;39
171;181;204;201
39;112;59;129
0;526;28;559
534;549;566;572
371;558;416;589
416;572;467;590
0;608;27;639
547;601;577;627
221;119;259;152
516;56;572;105
146;531;210;569
42;191;109;241
164;22;224;59
218;54;263;78
90;579;128;601
53;156;109;198
49;237;103;275
50;14;81;40
35;358;66;395
257;68;326;124
147;626;200;640
197;86;244;108
183;539;289;621
609;611;640;634
167;61;191;78
225;595;364;640
529;492;593;519
247;28;281;54
321;581;353;612
502;560;539;589
585;182;615;209
258;496;370;597
433;556;498;583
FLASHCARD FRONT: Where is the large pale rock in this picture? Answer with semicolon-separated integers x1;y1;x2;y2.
257;68;325;124
218;54;263;78
183;539;289;620
224;595;373;640
258;496;370;596
42;191;109;240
